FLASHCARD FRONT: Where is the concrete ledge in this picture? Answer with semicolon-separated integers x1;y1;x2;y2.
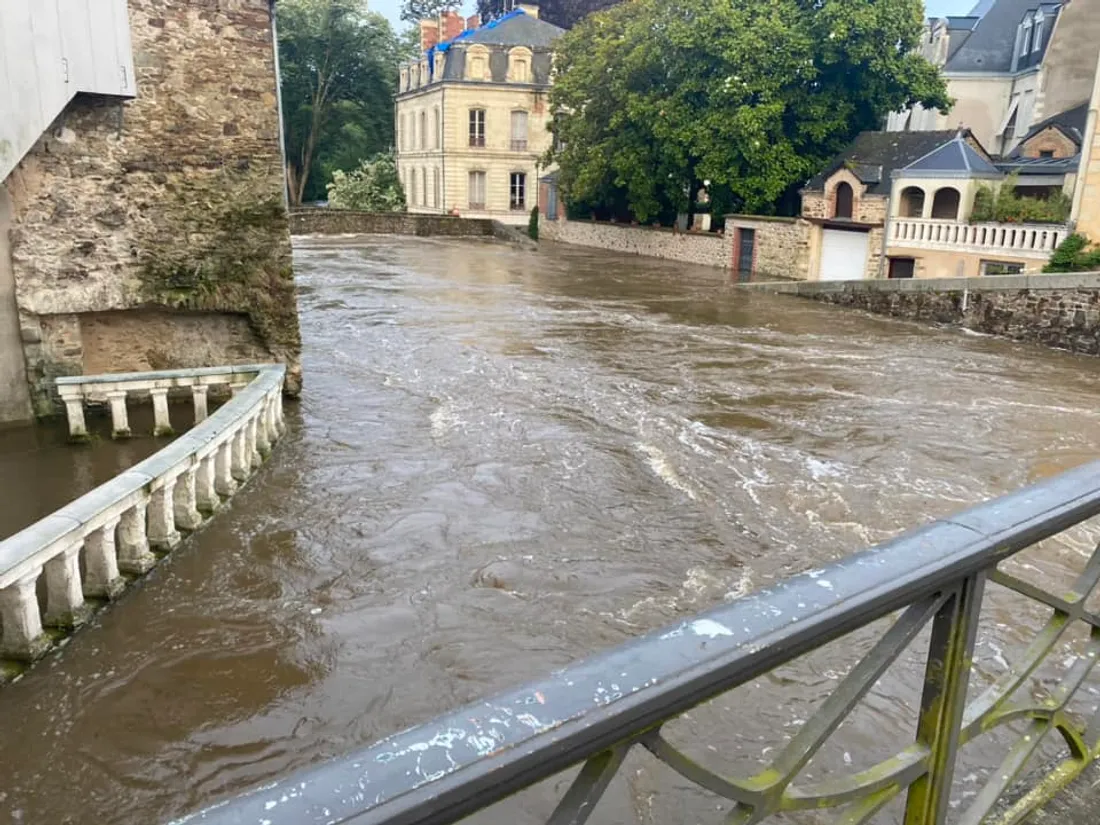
744;271;1100;296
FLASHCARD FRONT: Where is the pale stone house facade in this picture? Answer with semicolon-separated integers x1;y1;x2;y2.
395;5;564;225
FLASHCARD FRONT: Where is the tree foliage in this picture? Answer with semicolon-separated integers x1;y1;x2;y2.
278;0;404;205
1044;234;1100;273
548;0;952;222
327;152;407;211
970;174;1072;225
477;0;619;30
400;0;461;24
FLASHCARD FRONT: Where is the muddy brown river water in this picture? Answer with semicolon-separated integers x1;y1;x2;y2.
3;236;1100;824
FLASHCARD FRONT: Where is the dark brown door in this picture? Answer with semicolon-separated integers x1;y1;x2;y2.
736;229;755;282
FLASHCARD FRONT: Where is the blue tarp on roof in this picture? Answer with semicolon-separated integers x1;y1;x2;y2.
426;9;528;79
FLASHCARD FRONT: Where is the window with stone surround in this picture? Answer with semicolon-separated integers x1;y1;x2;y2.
508;47;533;83
466;45;490;81
834;182;854;219
469;109;486;147
433;108;441;149
510;110;528;151
469;171;486;209
419;111;426;150
510;172;527;210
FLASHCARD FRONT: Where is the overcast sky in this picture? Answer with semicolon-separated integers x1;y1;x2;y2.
371;0;981;42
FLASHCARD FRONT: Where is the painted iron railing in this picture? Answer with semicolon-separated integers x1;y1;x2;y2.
179;461;1100;825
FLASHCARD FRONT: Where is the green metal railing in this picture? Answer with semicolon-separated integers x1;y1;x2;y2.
178;461;1100;825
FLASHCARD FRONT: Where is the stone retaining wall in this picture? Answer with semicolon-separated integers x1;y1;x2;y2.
748;272;1100;355
290;210;497;237
726;215;811;280
540;217;730;269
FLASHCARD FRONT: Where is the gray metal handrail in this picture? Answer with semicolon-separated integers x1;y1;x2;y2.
175;460;1100;825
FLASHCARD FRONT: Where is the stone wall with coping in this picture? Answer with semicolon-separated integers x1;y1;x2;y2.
4;0;298;416
746;272;1100;355
540;217;730;269
289;210;497;237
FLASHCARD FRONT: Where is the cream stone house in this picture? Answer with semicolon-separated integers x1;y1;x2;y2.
887;0;1100;157
394;5;564;225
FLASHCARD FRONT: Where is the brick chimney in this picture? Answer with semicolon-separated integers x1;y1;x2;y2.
466;14;481;30
440;10;464;42
420;18;439;52
517;2;540;17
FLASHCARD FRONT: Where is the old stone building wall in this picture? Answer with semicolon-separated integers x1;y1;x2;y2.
4;0;299;415
726;216;811;280
540;218;731;269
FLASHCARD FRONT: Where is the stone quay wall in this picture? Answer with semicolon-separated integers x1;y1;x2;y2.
3;0;299;416
540;217;731;269
749;273;1100;355
289;209;497;237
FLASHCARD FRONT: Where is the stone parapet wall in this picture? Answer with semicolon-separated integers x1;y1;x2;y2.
747;272;1100;355
4;0;298;416
540;218;730;269
289;210;497;237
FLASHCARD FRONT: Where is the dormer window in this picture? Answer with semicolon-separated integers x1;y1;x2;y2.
508;47;533;83
400;69;409;92
419;60;429;85
1019;19;1033;57
434;52;446;78
466;45;490;81
1032;12;1044;53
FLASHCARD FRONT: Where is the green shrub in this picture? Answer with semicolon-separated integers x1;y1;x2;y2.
326;152;405;212
1044;234;1100;273
528;206;539;241
971;173;1071;225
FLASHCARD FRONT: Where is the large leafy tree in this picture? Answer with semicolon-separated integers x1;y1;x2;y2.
278;0;403;205
548;0;952;221
476;0;619;29
400;0;461;24
327;152;407;211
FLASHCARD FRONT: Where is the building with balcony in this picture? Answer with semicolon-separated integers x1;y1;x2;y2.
394;5;564;225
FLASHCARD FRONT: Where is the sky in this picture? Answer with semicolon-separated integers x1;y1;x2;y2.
371;0;980;36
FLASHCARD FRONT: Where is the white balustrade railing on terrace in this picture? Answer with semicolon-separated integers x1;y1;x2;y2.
889;218;1069;260
0;364;285;666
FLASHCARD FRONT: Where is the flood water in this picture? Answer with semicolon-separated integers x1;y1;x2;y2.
4;236;1100;824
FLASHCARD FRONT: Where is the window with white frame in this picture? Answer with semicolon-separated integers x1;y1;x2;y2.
1032;12;1044;52
510;172;526;210
1019;19;1033;56
469;109;486;147
469;170;486;209
510;110;529;151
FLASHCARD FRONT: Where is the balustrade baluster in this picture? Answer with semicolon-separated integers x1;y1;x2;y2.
151;387;173;436
195;455;219;513
231;428;251;481
215;440;238;496
192;385;210;423
0;570;49;661
173;468;203;531
118;500;155;573
44;544;91;628
256;404;273;456
148;482;181;550
83;520;124;599
63;396;88;439
247;417;262;469
106;390;131;439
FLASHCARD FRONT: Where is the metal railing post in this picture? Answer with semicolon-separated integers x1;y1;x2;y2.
905;573;986;824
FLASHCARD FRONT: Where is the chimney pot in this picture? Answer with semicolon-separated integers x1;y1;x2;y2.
466;13;481;30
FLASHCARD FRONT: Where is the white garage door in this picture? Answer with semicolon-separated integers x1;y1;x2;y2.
819;228;870;281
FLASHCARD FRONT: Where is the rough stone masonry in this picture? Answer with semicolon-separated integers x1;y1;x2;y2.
3;0;300;416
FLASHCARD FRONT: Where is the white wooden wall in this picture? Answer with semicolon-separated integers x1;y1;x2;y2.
0;0;135;182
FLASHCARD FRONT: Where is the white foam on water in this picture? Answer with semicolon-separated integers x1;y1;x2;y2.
430;401;462;438
635;441;697;500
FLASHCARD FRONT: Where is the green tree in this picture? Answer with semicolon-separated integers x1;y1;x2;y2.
548;0;951;222
401;0;460;24
278;0;403;205
327;152;407;211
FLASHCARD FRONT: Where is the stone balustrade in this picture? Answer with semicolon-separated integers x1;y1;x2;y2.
0;364;286;667
890;218;1068;260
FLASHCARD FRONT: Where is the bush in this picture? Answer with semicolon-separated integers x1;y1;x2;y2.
528;206;539;241
326;152;406;212
1044;234;1100;273
971;173;1071;225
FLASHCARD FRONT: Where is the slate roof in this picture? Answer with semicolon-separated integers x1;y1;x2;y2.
461;10;565;47
997;155;1080;175
804;131;962;195
1009;101;1090;154
900;134;1002;178
944;0;1062;74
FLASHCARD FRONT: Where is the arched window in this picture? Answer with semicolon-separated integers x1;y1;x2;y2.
931;187;961;220
834;181;854;219
466;46;490;81
508;47;533;83
899;186;925;218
